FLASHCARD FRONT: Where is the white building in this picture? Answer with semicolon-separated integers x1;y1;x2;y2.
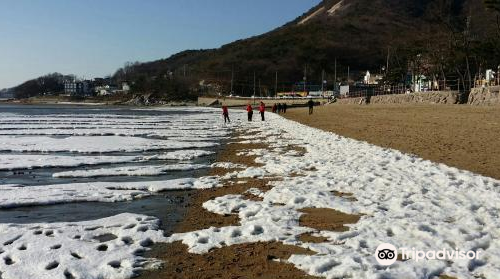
122;82;130;92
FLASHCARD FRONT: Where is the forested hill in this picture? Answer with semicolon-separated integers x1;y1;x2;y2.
10;0;500;100
113;0;499;97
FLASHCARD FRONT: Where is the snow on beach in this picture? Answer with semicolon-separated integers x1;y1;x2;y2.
52;164;209;178
0;150;214;171
0;177;220;209
168;112;500;279
0;154;139;171
0;213;167;279
2;107;500;279
0;135;218;153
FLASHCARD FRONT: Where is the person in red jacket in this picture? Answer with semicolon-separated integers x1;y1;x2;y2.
259;101;266;121
246;104;253;122
222;105;230;123
272;103;277;113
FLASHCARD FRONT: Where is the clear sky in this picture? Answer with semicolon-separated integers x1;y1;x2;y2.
0;0;320;89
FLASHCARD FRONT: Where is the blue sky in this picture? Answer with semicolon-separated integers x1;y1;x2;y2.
0;0;320;88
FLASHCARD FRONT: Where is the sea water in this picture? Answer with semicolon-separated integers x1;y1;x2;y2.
0;104;228;234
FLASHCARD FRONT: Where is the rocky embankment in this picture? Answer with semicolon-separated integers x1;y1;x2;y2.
468;86;500;105
370;91;459;104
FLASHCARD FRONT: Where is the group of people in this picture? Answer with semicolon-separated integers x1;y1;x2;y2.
246;102;267;122
271;103;288;114
222;100;316;123
222;101;287;123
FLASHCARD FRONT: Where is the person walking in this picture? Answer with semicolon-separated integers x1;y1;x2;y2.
272;103;277;113
308;99;314;115
277;103;282;114
222;105;230;123
246;103;253;122
259;101;266;121
283;103;287;113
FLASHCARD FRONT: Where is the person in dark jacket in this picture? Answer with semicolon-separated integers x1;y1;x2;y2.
246;104;253;121
277;103;282;114
272;103;277;113
283;103;287;113
308;99;314;115
259;102;266;121
222;105;230;123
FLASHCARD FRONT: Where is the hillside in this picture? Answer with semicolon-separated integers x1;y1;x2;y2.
115;0;498;97
9;0;498;100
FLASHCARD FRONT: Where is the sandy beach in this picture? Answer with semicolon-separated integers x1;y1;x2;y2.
133;104;500;279
285;103;500;180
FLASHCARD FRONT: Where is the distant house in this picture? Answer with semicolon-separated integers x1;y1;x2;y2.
95;85;116;96
64;80;93;97
121;82;130;93
339;85;350;97
363;71;384;85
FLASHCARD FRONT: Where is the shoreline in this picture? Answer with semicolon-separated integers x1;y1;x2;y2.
0;97;197;107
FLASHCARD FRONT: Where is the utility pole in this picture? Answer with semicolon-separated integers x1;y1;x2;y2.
259;79;262;98
334;58;337;92
230;67;234;95
253;71;256;97
347;66;350;85
386;47;390;74
183;64;187;77
321;69;325;93
303;65;307;94
275;71;279;97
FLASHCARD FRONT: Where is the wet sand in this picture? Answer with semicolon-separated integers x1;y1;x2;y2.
139;135;323;279
284;104;500;180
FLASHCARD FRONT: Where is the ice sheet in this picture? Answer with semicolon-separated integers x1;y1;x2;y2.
0;154;139;171
52;164;208;178
0;136;217;153
0;177;220;209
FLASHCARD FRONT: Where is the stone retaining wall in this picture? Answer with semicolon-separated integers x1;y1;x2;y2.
336;97;367;105
468;86;500;105
370;91;459;105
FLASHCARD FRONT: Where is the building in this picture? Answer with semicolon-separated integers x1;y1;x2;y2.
363;71;384;85
64;80;93;97
121;82;130;92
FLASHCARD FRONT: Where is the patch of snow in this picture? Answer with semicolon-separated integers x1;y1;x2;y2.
0;136;217;153
0;154;139;171
145;150;215;161
0;177;220;209
52;164;208;178
298;6;325;25
327;0;345;15
0;213;167;279
211;162;246;169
